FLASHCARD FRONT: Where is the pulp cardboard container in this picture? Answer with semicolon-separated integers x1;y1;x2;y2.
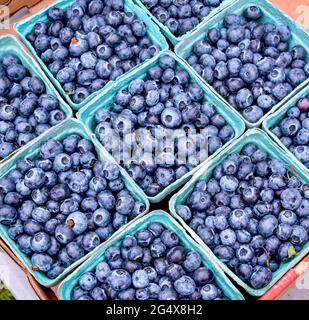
77;50;246;203
0;118;149;287
0;34;72;165
133;0;235;46
175;0;309;128
58;210;244;300
14;0;169;111
263;84;309;175
169;128;309;296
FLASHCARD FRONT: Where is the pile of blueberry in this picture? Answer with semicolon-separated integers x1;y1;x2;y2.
94;54;235;197
0;134;146;279
72;223;226;300
176;144;309;289
140;0;225;37
26;0;160;104
187;5;309;123
271;96;309;168
0;54;66;161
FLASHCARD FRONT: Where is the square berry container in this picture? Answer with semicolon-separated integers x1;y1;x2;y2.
169;128;309;296
263;84;309;176
57;210;244;300
133;0;235;46
0;118;149;287
0;34;72;166
77;50;246;203
14;0;169;111
175;0;309;128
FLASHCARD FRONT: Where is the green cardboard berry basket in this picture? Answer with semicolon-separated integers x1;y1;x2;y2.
14;0;169;111
0;34;72;165
77;50;246;203
175;0;309;128
58;210;244;300
263;84;309;176
169;128;309;296
133;0;235;46
0;118;149;287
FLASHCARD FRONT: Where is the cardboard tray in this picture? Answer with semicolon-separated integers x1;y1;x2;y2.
14;0;169;110
58;210;244;300
169;128;309;296
0;118;150;287
175;0;309;128
77;50;246;203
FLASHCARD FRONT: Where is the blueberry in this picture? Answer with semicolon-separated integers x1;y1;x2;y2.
229;209;249;230
258;215;278;237
176;205;192;222
237;264;253;282
290;225;308;245
201;284;218;300
148;239;165;258
0;205;17;225
265;235;281;255
78;272;97;291
173;275;196;296
17;234;32;254
250;266;272;289
219;175;239;193
243;105;264;123
66;241;84;261
8;220;24;240
163;264;183;283
108;269;131;291
236;245;254;263
32;207;51;224
82;232;100;252
31;253;53;272
95;261;111;283
129;269;149;289
220;228;237;246
188;191;211;211
54;224;74;245
214;245;235;262
161;107;182;128
158;287;178;300
65;211;87;235
278;210;297;225
165;246;185;265
280;188;302;210
174;253;197;274
39;94;59;111
276;223;292;241
288;68;306;87
297;199;309;217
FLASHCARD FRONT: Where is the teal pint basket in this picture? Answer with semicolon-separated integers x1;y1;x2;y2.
58;210;244;300
169;128;309;296
0;118;149;287
0;34;72;165
263;84;309;175
14;0;169;111
77;50;246;203
175;0;309;128
133;0;235;46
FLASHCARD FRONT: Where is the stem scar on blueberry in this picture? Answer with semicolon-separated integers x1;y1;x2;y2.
32;265;40;271
70;37;78;45
67;219;75;227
